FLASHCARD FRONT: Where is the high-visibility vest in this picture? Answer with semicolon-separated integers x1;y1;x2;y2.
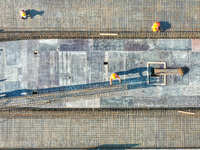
20;10;26;17
111;73;117;79
152;22;160;32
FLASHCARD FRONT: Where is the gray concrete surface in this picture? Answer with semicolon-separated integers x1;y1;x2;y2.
0;39;200;108
1;0;200;32
0;109;199;149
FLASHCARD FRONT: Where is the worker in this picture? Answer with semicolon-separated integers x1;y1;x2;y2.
152;22;160;32
110;73;121;86
20;10;27;19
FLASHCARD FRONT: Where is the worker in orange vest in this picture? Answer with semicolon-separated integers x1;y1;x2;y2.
110;73;121;85
20;10;27;19
152;22;160;32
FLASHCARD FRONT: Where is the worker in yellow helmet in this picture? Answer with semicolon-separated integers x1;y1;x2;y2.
110;73;121;86
20;10;27;19
152;22;160;32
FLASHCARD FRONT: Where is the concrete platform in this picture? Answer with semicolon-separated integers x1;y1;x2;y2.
0;39;199;108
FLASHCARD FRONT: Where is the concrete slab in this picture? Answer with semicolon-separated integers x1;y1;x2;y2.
66;99;100;108
141;51;160;63
189;52;200;85
189;52;200;65
58;51;70;86
167;75;189;85
127;88;142;96
189;74;200;85
86;51;105;83
192;39;200;51
59;39;92;51
108;52;126;76
4;41;22;66
38;39;58;51
159;86;183;96
38;51;51;88
5;67;18;81
140;86;161;97
125;52;143;81
132;96;168;108
70;52;87;85
182;85;199;96
167;96;197;107
124;39;157;51
158;51;173;66
49;51;59;86
5;81;20;96
0;39;199;108
94;39;124;51
197;96;200;106
157;40;191;51
172;51;189;67
100;96;134;108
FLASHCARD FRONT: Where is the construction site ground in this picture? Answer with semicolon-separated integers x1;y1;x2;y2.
1;0;200;149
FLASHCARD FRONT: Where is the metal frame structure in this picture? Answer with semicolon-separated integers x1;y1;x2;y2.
147;62;167;85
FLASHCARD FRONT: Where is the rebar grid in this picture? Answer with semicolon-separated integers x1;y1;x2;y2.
1;31;200;41
1;0;200;40
0;108;200;148
1;0;200;31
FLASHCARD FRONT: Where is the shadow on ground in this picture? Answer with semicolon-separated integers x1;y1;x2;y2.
0;79;6;82
0;67;157;97
116;67;147;77
181;66;190;75
0;76;157;97
159;21;171;32
26;9;44;19
89;144;139;149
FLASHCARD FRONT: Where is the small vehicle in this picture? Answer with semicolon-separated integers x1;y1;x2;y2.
20;10;27;19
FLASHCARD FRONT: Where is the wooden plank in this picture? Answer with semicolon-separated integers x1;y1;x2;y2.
99;33;118;36
154;68;183;76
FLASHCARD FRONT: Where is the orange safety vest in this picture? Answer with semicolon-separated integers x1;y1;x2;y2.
152;22;160;32
20;10;26;17
111;73;118;79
